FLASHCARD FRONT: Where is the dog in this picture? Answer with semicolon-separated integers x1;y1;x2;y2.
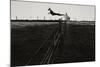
48;8;64;16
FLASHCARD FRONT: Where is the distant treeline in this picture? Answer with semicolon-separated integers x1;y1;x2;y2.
11;19;63;22
11;19;95;22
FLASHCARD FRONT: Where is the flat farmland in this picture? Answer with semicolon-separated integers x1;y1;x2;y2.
11;21;95;66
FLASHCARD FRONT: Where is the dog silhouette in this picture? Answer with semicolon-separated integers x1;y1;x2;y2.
48;8;64;16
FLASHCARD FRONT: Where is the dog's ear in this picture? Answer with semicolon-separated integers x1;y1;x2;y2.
48;8;50;11
48;8;51;10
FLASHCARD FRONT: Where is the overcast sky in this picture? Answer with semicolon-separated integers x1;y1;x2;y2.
11;0;95;21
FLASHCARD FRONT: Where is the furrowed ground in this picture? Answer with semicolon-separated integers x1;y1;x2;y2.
11;22;95;66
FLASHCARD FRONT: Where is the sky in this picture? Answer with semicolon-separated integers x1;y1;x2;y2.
11;0;95;21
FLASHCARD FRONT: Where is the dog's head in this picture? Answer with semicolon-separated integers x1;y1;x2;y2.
48;8;51;11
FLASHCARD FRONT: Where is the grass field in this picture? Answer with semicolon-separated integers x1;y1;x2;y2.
11;22;95;66
54;24;95;63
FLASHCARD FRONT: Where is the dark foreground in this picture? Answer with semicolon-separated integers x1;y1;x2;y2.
11;23;95;66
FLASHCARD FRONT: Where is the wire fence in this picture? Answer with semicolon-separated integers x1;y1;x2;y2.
26;18;66;65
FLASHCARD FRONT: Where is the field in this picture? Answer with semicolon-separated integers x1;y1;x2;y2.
11;22;95;66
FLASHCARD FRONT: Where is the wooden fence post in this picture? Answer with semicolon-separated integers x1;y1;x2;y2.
58;18;63;56
64;13;70;33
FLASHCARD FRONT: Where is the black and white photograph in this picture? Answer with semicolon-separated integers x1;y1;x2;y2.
11;0;95;67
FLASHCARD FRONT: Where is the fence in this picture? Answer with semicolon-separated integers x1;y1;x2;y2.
40;19;65;64
25;18;68;65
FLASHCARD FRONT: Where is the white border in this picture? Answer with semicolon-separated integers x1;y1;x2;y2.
0;0;10;67
19;0;95;5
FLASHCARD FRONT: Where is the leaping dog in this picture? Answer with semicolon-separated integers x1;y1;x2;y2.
48;8;64;16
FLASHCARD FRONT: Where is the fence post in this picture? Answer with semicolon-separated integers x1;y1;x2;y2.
16;16;17;20
58;18;63;56
64;13;70;33
59;19;62;34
